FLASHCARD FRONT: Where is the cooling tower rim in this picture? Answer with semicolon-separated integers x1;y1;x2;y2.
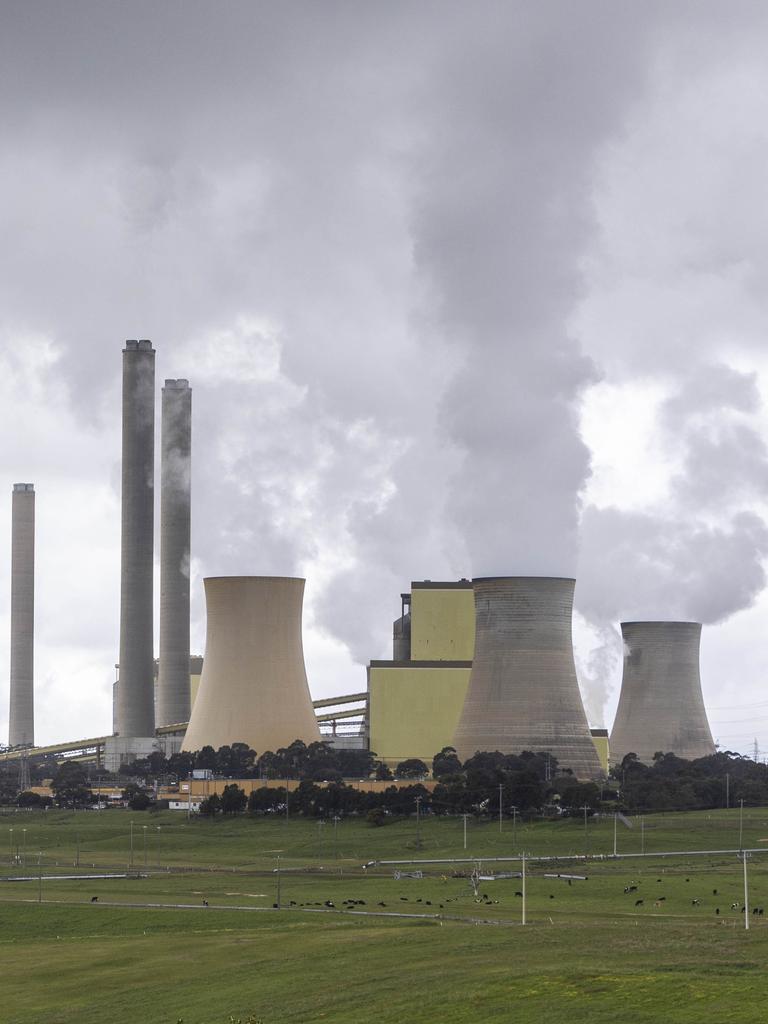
204;574;306;583
621;619;702;628
472;575;576;584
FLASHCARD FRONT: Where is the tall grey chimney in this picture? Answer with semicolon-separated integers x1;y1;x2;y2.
117;340;155;737
9;483;34;747
157;379;192;727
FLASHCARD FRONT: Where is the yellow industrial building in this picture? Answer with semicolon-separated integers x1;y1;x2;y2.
369;580;609;773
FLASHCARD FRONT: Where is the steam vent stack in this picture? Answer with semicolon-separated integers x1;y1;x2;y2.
9;483;35;747
610;621;716;765
117;340;156;738
453;577;602;778
181;576;322;753
157;379;192;728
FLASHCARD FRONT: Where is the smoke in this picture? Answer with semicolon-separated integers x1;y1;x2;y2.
402;6;657;578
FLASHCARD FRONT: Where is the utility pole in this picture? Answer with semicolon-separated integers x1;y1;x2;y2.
129;820;134;871
462;813;469;851
143;825;148;869
613;813;618;857
726;773;730;809
641;816;645;856
498;784;503;833
739;799;744;851
333;815;340;859
415;796;422;849
521;852;526;926
276;854;281;909
75;832;80;870
317;820;325;860
581;804;590;854
37;851;42;903
510;806;518;848
743;852;750;931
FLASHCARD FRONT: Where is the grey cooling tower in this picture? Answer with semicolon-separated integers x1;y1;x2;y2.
157;379;192;727
181;576;321;753
9;483;34;747
117;340;155;737
453;577;602;778
610;621;716;765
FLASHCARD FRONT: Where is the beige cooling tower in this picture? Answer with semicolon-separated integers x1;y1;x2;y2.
181;576;321;753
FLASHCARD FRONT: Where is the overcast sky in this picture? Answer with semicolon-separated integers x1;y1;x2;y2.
2;1;768;755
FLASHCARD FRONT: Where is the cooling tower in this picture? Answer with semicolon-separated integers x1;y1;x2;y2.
9;483;34;747
157;379;192;727
610;621;716;765
453;577;602;778
181;576;321;753
117;339;155;738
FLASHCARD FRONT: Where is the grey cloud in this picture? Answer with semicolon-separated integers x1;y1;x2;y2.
2;3;768;746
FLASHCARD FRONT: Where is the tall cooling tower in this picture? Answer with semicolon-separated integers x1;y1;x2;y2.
117;340;155;738
9;483;34;747
453;577;602;778
157;379;192;727
610;621;716;764
181;576;321;753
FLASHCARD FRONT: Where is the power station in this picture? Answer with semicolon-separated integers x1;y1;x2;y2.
4;341;723;780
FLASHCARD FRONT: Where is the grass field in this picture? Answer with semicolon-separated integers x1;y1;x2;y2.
3;807;768;1023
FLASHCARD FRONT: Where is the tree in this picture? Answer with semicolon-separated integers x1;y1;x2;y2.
374;761;393;781
51;761;92;808
219;784;247;815
17;790;50;808
395;758;428;779
122;784;153;810
432;746;462;778
195;746;218;771
199;793;221;816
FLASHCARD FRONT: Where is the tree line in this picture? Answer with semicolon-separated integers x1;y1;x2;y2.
3;740;768;817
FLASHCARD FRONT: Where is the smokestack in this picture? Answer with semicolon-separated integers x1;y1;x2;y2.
610;621;716;765
453;577;602;778
181;576;321;753
9;483;34;747
117;340;155;738
157;379;192;728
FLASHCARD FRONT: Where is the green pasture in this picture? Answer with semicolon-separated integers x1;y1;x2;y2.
1;805;766;873
3;808;768;1022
